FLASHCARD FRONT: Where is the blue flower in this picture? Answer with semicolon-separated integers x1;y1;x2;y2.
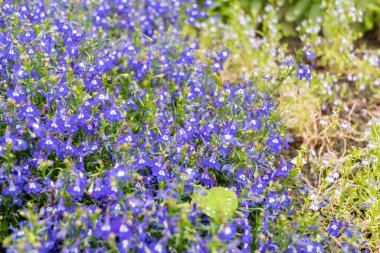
203;152;221;171
251;177;267;195
218;222;237;241
211;61;223;72
296;64;312;81
13;64;27;79
327;216;345;237
7;47;19;60
218;49;231;62
46;116;65;134
266;134;283;154
55;85;70;98
275;158;293;178
3;180;21;196
303;46;316;61
104;107;122;122
23;181;43;194
243;115;262;131
213;95;225;107
67;178;84;201
20;30;36;43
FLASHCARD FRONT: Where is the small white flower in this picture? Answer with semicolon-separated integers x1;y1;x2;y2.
335;187;343;197
326;175;334;184
310;202;320;211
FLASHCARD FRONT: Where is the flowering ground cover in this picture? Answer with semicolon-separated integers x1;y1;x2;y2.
0;0;379;252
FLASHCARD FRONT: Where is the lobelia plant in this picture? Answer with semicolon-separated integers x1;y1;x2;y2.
0;0;368;252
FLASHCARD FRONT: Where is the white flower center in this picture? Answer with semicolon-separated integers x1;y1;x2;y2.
119;224;128;232
117;171;125;177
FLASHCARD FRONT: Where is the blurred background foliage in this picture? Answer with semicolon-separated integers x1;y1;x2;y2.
211;0;380;38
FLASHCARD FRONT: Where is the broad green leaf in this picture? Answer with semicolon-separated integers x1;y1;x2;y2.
194;186;238;222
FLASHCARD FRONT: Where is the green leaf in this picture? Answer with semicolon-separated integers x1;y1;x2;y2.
277;0;286;7
280;22;297;37
250;0;263;16
364;15;375;30
285;0;311;22
308;3;322;21
194;186;238;222
367;3;380;13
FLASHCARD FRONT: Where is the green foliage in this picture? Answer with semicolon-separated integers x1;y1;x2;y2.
218;0;380;37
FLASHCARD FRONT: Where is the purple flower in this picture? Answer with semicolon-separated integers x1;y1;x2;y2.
7;47;19;60
55;85;70;98
60;137;78;157
25;117;44;138
21;102;40;118
218;222;237;241
175;127;189;145
200;172;215;188
266;134;283;154
75;110;91;125
13;138;28;151
151;241;167;253
202;121;218;138
63;118;79;134
179;167;199;182
46;116;65;134
151;159;170;182
67;178;84;201
296;239;325;253
126;98;139;111
109;164;130;183
213;95;225;107
303;46;316;61
117;128;137;145
94;212;114;238
251;177;267;195
90;178;105;200
6;84;27;102
211;61;223;72
327;216;344;237
13;64;27;79
275;158;292;178
296;64;312;81
85;78;102;91
39;132;59;154
203;152;221;170
104;107;122;122
23;181;42;194
235;168;248;186
3;180;21;196
243;115;261;131
218;49;230;62
221;132;236;146
20;30;36;43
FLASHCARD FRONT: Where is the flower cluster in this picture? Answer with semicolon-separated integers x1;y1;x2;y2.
0;0;365;252
295;46;315;81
